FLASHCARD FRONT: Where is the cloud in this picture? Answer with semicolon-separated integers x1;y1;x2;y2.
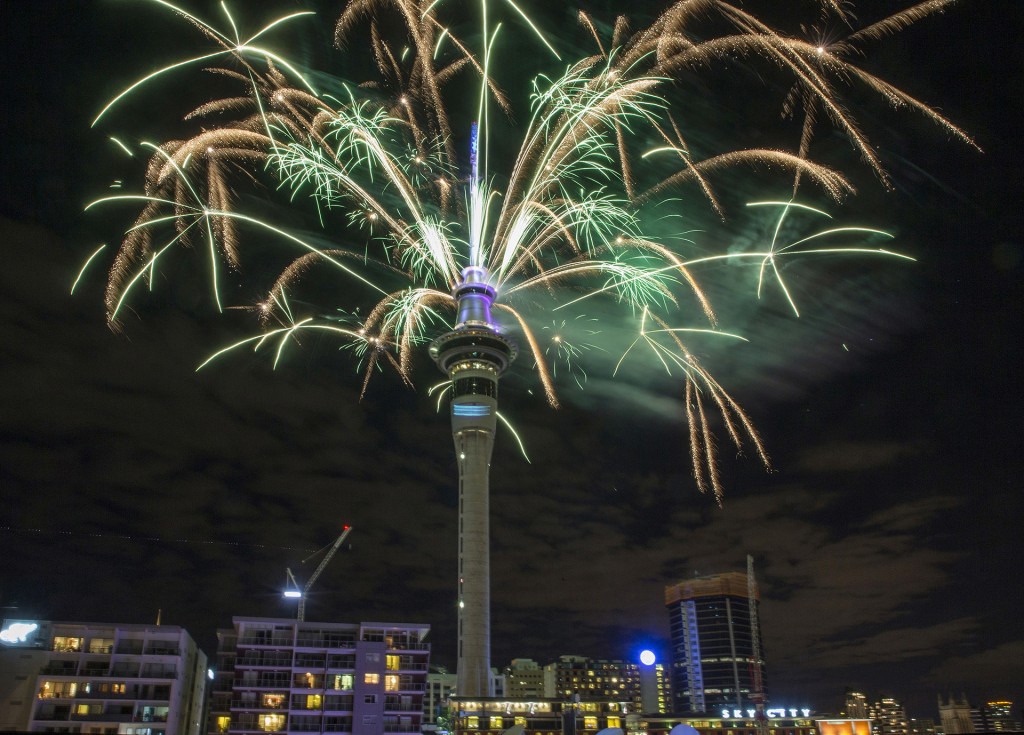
927;641;1024;694
796;440;923;473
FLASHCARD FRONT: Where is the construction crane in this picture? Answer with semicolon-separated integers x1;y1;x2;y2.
284;525;352;622
747;554;767;729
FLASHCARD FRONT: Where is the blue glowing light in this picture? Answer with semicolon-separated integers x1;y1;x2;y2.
453;404;491;417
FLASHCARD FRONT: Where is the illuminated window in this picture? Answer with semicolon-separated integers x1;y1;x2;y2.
386;655;400;670
466;716;479;729
585;716;598;729
491;716;504;729
88;638;114;653
258;713;285;731
39;681;78;699
608;716;621;728
216;716;231;733
112;683;126;694
385;676;400;692
75;704;90;715
331;674;353;691
364;673;380;685
53;637;82;652
515;717;527;726
262;693;285;709
305;695;322;709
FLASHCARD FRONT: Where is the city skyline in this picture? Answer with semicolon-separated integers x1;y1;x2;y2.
0;0;1021;722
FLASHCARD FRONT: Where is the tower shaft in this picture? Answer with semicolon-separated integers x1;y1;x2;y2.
430;266;516;698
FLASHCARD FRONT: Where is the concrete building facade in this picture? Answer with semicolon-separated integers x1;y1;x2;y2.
939;694;975;735
207;617;429;735
0;619;207;735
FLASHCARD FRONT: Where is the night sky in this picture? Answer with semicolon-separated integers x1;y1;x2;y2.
1;0;1022;720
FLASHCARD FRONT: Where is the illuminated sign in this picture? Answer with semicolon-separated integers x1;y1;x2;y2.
639;650;656;666
0;622;39;645
721;708;811;719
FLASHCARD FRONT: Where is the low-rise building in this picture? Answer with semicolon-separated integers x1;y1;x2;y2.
206;617;429;735
0;618;207;735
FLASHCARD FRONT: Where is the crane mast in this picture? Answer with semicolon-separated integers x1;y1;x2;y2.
747;554;766;721
286;525;352;622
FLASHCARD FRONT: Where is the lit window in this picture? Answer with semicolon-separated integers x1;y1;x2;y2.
386;655;400;671
385;675;400;692
515;716;527;726
88;638;114;654
39;681;78;699
608;716;621;728
53;637;82;652
258;714;285;732
305;695;321;710
262;693;285;709
332;674;353;691
467;716;479;729
491;716;504;729
75;704;90;715
216;716;230;733
585;716;598;729
364;673;380;685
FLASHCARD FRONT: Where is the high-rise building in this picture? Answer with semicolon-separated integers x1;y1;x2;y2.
0;618;207;735
870;697;909;735
979;701;1022;732
938;695;975;735
844;691;869;719
207;617;430;735
665;572;766;713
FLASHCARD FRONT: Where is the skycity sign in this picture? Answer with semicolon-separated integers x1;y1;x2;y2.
721;708;812;719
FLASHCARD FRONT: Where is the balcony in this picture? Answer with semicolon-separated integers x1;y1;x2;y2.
236;677;291;689
238;636;294;647
69;712;134;722
41;664;78;675
143;647;180;656
237;656;294;668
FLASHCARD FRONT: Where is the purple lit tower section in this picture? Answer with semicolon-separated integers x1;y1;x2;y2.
429;265;516;697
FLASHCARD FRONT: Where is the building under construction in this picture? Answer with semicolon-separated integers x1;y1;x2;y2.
665;569;767;714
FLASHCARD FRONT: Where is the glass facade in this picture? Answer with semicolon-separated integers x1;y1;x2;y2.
666;573;767;714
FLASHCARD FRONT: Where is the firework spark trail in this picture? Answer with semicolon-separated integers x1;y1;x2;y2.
84;0;969;494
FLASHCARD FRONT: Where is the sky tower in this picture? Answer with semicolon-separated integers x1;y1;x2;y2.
430;266;517;697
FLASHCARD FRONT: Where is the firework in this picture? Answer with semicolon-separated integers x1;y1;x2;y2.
84;0;973;702
86;0;970;498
